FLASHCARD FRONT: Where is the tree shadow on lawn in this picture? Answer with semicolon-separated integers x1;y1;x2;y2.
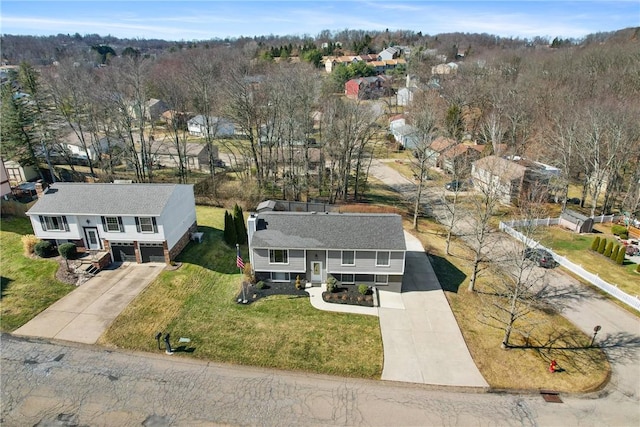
427;253;467;293
0;276;13;299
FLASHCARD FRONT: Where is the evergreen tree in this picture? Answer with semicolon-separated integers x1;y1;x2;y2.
233;204;247;245
603;241;613;257
610;245;619;261
597;238;607;254
616;248;626;265
591;236;601;251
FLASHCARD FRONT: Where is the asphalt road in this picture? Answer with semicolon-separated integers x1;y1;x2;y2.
2;334;638;426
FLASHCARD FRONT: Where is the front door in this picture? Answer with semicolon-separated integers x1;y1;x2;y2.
84;227;101;250
310;261;322;283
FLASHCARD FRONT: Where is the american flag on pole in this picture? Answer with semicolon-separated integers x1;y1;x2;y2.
236;245;245;269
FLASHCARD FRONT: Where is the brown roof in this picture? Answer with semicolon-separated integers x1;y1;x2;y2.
430;137;457;152
473;155;527;181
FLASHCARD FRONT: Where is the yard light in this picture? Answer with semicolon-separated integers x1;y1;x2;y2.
155;332;162;350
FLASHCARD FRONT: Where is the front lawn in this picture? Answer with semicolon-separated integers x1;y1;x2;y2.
411;219;610;393
0;216;75;331
99;206;383;379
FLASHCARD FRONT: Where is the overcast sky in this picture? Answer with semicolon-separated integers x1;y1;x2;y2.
2;1;638;41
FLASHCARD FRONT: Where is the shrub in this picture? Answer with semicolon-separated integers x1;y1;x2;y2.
255;281;265;290
610;245;619;261
603;241;613;257
590;236;601;251
58;243;77;260
612;225;628;236
21;234;39;256
619;232;629;240
358;284;369;295
33;240;53;258
616;248;626;265
597;238;607;254
295;275;304;290
326;277;337;293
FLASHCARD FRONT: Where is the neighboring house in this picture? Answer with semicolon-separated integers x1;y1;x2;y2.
2;159;39;186
471;155;556;204
147;99;170;121
187;115;235;137
247;211;406;291
559;209;594;233
392;124;419;149
324;55;361;73
0;159;11;198
440;143;484;175
344;76;391;100
149;140;217;171
26;182;197;264
425;137;457;167
397;86;420;106
431;62;459;75
58;131;124;162
378;47;401;61
256;199;339;213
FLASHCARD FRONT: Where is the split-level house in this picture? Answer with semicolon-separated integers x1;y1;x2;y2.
26;182;197;264
247;211;407;292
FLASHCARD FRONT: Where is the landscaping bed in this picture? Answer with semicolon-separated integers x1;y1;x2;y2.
322;286;374;307
236;280;308;304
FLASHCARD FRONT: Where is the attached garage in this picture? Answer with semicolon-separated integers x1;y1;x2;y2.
110;242;136;262
139;242;166;263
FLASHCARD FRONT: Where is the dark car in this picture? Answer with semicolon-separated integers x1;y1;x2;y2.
524;248;556;268
445;180;465;191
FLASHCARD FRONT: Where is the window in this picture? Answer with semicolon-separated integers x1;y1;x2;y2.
39;215;68;231
269;249;288;264
271;272;290;282
375;274;388;284
102;216;124;232
341;274;354;284
136;217;157;233
376;251;390;266
341;250;355;265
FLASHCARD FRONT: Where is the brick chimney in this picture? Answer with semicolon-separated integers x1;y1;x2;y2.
35;180;47;198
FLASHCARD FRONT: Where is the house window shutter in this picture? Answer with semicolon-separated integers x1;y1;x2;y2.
39;215;46;231
62;216;69;231
135;217;141;232
117;216;124;232
152;217;158;233
101;216;108;232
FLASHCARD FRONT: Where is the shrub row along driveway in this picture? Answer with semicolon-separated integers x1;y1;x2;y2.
14;262;165;344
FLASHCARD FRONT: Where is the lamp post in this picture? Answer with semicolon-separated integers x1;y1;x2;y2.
590;325;601;347
155;332;162;350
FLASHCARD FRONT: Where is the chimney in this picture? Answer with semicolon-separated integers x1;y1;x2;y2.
35;180;47;198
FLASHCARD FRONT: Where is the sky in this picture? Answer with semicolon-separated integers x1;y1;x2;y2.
1;1;638;41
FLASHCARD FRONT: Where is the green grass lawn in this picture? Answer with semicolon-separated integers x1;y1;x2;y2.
538;225;639;297
99;206;383;379
0;216;75;331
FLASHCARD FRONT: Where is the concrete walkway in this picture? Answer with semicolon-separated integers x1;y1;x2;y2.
14;262;165;344
307;231;488;388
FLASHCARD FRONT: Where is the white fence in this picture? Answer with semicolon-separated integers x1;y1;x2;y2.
500;219;640;312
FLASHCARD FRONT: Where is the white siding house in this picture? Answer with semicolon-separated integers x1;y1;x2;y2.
27;183;197;264
187;115;235;137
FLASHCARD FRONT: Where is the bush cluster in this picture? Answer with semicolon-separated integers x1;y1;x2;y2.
590;237;627;265
58;243;77;260
611;225;629;239
326;277;337;293
358;284;369;295
33;241;53;258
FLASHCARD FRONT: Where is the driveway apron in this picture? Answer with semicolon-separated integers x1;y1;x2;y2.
378;232;489;387
14;262;165;344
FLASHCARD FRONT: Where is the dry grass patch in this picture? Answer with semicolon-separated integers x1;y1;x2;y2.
410;219;610;392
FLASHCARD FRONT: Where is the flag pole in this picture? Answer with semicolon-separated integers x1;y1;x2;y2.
237;244;247;304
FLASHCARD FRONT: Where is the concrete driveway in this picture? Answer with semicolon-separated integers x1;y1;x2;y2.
14;262;165;344
378;231;489;387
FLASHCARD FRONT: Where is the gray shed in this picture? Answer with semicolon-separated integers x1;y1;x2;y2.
559;209;594;233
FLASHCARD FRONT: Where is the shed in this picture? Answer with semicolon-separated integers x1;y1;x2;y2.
559;209;593;233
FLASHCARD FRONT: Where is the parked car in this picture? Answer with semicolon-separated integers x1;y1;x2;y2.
445;180;465;191
213;159;226;168
524;248;556;268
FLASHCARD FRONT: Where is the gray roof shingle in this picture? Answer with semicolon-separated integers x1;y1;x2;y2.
27;183;192;216
251;212;406;251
